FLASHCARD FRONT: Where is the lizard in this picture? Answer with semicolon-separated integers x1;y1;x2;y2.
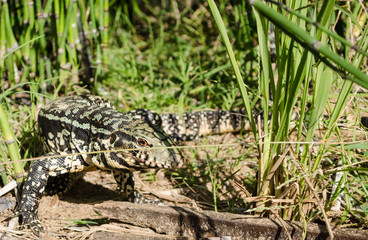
17;95;183;235
13;95;356;236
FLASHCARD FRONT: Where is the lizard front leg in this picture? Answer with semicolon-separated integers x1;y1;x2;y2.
113;170;160;204
19;153;86;235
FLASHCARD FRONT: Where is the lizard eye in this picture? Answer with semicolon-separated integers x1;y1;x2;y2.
137;138;148;147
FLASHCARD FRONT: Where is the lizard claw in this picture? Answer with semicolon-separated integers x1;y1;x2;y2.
20;212;45;236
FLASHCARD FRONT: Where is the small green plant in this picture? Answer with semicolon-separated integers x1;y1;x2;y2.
205;151;240;212
65;218;110;227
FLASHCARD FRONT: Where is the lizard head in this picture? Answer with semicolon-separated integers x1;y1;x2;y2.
105;119;183;170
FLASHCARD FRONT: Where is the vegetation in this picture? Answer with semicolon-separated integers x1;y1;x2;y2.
1;0;368;238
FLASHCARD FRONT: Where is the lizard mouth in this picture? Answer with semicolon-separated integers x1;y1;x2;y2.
133;152;183;169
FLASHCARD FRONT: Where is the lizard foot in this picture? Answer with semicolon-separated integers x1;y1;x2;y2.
19;211;45;236
130;190;161;204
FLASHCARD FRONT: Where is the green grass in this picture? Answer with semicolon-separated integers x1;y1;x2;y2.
1;1;368;237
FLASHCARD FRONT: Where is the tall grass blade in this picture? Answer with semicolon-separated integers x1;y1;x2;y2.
207;0;258;143
0;103;23;183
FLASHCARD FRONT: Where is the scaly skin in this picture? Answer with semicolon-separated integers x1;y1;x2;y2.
128;109;248;141
18;95;182;235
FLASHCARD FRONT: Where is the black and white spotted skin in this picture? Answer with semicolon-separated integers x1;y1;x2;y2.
128;109;248;141
19;95;182;235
